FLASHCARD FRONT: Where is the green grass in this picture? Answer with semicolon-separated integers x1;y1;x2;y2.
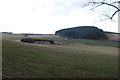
2;33;118;78
2;33;24;40
68;39;118;47
2;39;118;78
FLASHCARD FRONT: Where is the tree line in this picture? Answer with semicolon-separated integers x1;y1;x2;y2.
55;26;108;40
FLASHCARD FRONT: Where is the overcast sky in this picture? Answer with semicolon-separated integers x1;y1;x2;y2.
0;0;118;34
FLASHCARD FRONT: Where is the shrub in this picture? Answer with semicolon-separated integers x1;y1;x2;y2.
21;38;34;43
21;38;55;44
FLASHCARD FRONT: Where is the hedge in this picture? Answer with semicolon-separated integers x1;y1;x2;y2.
21;38;55;44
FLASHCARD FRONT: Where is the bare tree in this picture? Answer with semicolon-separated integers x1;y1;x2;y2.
83;0;120;21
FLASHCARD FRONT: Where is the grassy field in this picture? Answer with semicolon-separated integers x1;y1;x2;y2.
2;33;118;47
68;39;118;47
2;33;118;78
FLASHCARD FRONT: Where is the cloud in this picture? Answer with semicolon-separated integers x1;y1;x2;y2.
32;0;87;16
0;0;118;33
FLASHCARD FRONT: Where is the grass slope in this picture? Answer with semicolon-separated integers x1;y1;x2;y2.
2;39;118;78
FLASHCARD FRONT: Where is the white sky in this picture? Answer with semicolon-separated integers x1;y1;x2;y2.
0;0;118;34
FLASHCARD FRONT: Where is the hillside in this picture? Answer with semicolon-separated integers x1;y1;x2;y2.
2;33;118;78
55;26;108;40
105;32;120;42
